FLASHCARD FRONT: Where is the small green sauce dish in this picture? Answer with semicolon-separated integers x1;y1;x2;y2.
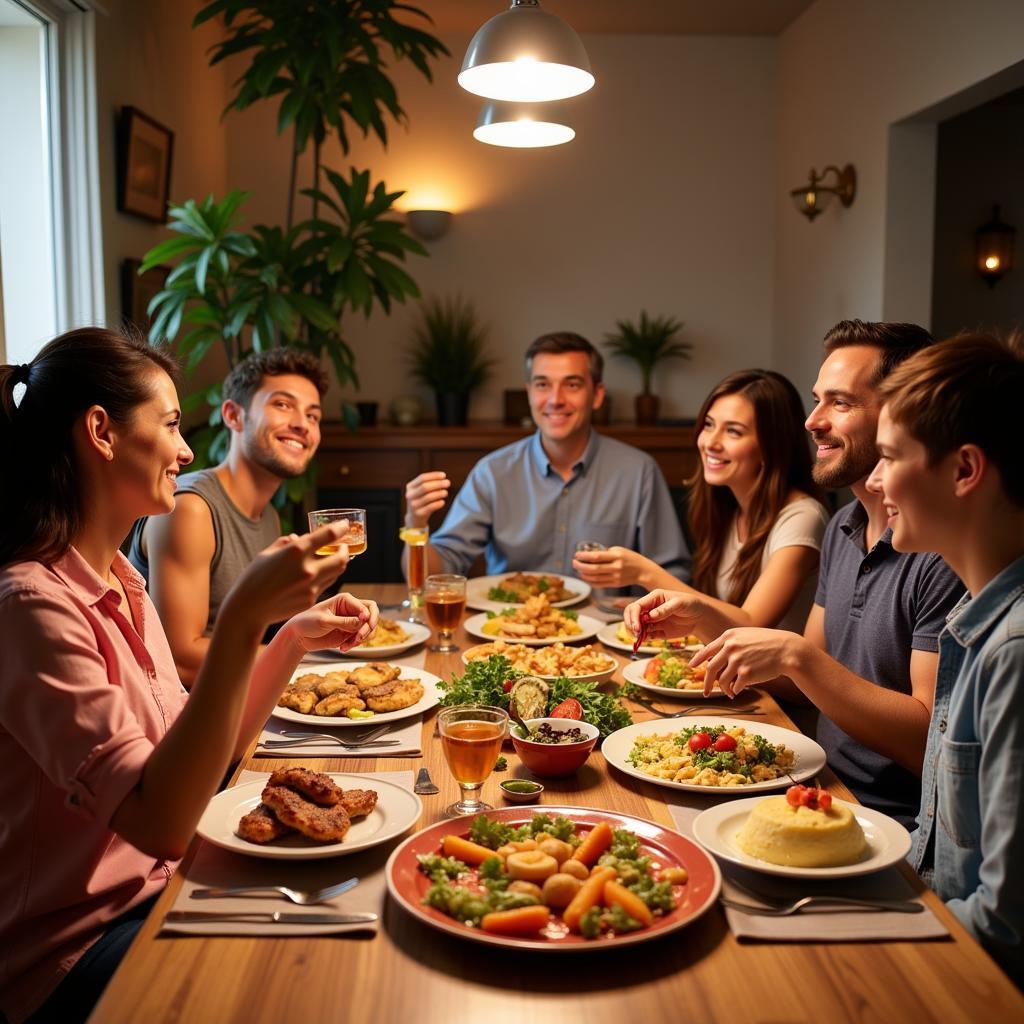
499;780;544;804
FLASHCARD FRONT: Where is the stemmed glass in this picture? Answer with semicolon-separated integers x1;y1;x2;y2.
438;705;508;816
399;525;429;622
424;573;466;652
308;508;367;557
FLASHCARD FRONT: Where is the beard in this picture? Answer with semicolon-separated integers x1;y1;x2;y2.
245;434;311;480
811;432;879;490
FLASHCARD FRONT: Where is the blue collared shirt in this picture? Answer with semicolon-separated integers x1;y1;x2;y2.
430;430;690;580
910;554;1024;986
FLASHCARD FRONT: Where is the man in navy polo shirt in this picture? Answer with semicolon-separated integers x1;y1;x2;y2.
667;321;966;829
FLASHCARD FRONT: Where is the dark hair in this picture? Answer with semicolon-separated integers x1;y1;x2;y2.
687;369;824;604
823;319;934;382
0;327;180;567
879;331;1024;507
222;348;328;410
524;332;603;383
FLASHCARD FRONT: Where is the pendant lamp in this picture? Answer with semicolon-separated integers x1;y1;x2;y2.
473;101;575;148
459;0;594;103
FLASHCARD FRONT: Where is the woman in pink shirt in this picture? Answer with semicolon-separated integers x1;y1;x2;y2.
0;328;377;1023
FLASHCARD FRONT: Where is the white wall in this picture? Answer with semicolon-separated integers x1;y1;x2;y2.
774;0;1024;398
221;32;778;423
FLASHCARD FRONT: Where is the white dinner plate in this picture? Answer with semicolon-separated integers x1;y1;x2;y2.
461;643;618;684
197;772;422;860
622;656;721;699
691;797;913;878
465;573;591;613
463;611;602;647
304;621;431;661
271;663;442;728
596;621;702;657
602;718;827;794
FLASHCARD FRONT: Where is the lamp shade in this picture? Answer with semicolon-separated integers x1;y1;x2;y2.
406;210;452;241
976;205;1015;286
473;101;575;148
459;2;594;102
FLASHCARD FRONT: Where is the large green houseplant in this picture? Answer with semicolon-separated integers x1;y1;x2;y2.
603;311;691;425
407;295;495;426
141;0;448;506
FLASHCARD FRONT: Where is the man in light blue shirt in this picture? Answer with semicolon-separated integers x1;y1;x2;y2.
404;332;689;580
871;333;1024;986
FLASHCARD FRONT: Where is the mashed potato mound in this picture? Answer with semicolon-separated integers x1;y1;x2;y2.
736;796;867;868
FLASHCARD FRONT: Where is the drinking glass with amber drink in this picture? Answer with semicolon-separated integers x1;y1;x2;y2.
425;573;466;653
438;705;508;815
399;525;429;622
307;508;367;557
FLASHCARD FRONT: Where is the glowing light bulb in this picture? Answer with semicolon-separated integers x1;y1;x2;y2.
984;255;1000;271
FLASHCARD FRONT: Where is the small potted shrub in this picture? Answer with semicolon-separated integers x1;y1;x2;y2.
408;295;494;426
603;312;691;425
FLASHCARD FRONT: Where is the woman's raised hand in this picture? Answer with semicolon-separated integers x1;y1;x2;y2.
623;588;706;639
225;522;351;631
571;546;651;588
288;592;379;653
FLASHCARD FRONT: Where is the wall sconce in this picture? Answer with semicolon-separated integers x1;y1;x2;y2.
473;101;575;148
976;205;1015;287
406;210;452;241
459;0;594;103
790;164;857;221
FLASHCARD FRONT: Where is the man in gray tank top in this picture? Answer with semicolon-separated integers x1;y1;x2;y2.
128;349;332;687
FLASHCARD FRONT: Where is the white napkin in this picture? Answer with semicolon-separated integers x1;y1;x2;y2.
256;715;423;757
160;769;414;937
667;800;949;943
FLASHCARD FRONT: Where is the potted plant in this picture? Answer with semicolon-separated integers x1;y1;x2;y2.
408;296;494;426
603;312;691;425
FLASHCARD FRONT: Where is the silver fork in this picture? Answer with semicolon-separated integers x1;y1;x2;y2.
190;877;359;906
720;894;924;916
261;734;399;749
630;695;762;719
281;725;390;743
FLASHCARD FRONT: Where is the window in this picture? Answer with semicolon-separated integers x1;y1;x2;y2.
0;0;103;363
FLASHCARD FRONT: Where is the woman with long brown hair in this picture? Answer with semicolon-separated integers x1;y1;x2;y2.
0;328;376;1023
574;369;828;639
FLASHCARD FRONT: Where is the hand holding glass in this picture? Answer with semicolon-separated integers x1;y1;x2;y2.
308;509;367;557
438;705;508;815
425;573;466;652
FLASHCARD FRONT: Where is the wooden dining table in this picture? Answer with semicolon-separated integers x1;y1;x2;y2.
90;584;1022;1023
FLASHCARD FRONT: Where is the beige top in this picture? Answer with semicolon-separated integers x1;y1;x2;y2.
715;496;830;632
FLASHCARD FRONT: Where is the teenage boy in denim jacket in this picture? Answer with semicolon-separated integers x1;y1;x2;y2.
868;333;1024;986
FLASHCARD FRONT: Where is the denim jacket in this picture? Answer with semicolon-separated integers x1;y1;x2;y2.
910;555;1024;986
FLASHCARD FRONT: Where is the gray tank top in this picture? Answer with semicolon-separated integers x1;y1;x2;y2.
127;468;280;635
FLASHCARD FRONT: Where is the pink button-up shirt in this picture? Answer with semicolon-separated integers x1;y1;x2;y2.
0;548;188;1022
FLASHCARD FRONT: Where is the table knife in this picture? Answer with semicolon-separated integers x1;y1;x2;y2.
165;910;378;925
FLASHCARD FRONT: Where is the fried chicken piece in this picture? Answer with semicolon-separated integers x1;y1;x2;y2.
291;673;325;694
348;662;401;692
314;692;366;717
317;681;360;700
261;785;351;842
268;767;343;806
237;803;294;844
339;788;378;819
277;690;317;715
314;671;354;698
362;677;424;713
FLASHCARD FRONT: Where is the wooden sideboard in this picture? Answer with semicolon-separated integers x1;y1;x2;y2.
315;422;697;582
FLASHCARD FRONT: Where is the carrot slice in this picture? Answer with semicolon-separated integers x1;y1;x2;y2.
562;866;616;932
480;904;551;936
603;879;653;927
442;835;500;866
571;821;614;866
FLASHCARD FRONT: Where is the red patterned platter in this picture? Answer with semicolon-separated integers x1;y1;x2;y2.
385;805;721;951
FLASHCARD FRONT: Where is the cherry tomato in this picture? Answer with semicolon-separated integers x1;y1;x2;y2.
786;785;807;807
549;698;583;720
713;733;737;752
503;679;515;693
688;731;712;752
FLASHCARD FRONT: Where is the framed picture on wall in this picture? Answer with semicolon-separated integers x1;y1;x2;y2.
121;258;170;333
116;106;174;222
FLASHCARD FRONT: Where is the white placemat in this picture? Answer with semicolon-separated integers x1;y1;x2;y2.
256;716;422;757
667;800;949;943
160;769;415;937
